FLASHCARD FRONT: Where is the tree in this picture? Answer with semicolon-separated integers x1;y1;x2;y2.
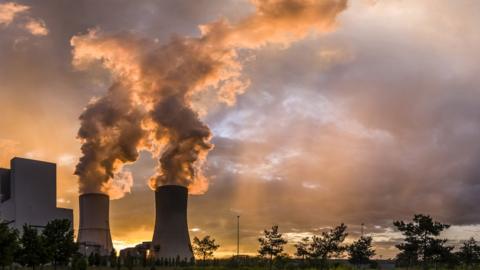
258;225;288;270
294;237;311;260
348;236;375;268
17;225;47;270
393;214;452;269
94;252;102;266
71;253;87;270
42;219;78;268
0;221;19;269
124;252;134;270
456;238;480;269
78;257;88;270
428;238;455;268
88;252;95;266
109;249;118;267
192;235;220;264
308;223;348;270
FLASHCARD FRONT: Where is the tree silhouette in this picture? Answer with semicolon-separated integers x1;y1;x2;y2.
192;235;220;264
258;225;288;270
88;252;95;266
17;225;47;270
456;238;480;269
294;237;311;260
124;252;134;270
109;249;118;267
348;236;375;267
0;221;19;268
394;214;452;269
42;219;78;268
308;223;348;270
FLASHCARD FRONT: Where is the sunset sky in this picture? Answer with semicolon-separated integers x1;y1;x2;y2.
1;0;480;259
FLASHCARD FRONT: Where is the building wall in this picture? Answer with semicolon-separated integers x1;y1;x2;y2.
152;185;193;260
0;157;73;231
0;168;11;202
11;158;57;228
56;207;74;225
0;167;15;224
77;193;113;256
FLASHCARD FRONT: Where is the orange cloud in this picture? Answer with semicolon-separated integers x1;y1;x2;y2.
70;0;348;198
23;18;48;36
0;1;49;37
0;2;28;26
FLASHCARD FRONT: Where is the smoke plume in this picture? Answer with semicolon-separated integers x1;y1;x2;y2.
72;0;348;198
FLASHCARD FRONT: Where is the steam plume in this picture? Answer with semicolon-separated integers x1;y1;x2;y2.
72;0;348;198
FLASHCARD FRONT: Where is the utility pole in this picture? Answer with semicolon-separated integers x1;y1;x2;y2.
237;215;240;257
361;223;365;237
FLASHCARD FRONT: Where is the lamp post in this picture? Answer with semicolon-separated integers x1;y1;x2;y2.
237;215;240;257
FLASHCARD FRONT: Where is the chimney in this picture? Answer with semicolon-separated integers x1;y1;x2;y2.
77;193;113;256
152;185;193;260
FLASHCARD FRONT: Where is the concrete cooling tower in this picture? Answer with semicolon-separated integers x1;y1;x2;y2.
77;193;113;256
152;185;194;260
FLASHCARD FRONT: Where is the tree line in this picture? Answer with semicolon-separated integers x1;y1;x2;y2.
0;219;77;269
194;214;480;269
3;214;480;269
255;223;373;270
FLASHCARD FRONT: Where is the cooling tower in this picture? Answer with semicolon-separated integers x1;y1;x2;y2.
152;185;193;260
77;193;113;256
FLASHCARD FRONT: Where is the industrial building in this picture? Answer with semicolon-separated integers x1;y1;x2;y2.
0;157;73;231
0;157;196;260
77;193;113;256
119;241;151;260
152;185;194;260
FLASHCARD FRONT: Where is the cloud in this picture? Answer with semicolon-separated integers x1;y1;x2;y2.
24;150;45;160
0;2;28;26
104;170;134;200
56;197;72;204
0;1;48;36
70;0;348;198
189;1;480;256
57;154;77;167
23;18;48;36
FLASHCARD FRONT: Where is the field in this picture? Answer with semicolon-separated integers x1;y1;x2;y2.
5;266;478;270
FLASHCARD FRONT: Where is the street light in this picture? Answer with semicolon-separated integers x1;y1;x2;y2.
237;215;240;257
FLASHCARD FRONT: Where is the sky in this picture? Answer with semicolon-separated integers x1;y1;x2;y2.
1;0;480;259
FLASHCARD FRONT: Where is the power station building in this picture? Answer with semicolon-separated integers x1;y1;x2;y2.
77;193;113;256
76;184;194;258
0;157;73;231
0;157;196;260
152;185;194;260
